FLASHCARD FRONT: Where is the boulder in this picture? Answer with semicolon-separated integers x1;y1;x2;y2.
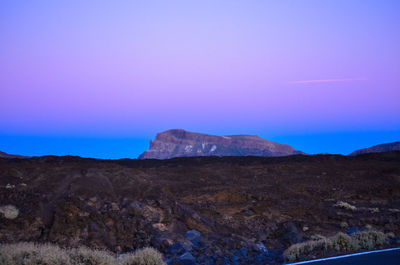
176;252;196;265
346;226;360;235
255;243;267;253
185;230;201;243
281;221;303;245
168;242;192;255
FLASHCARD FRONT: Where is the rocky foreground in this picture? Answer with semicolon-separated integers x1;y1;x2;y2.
1;152;400;264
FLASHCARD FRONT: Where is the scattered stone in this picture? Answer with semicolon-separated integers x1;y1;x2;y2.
282;221;303;244
255;243;268;253
168;242;192;255
176;252;196;265
153;223;168;231
310;234;326;241
239;247;248;257
5;184;15;189
111;202;120;211
369;207;379;213
334;201;357;211
185;230;201;243
302;226;309;232
346;226;359;235
78;211;90;217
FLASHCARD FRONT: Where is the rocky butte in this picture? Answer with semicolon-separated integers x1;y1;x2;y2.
139;129;304;159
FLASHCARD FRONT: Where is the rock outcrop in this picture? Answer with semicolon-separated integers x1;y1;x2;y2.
139;129;303;159
350;141;400;156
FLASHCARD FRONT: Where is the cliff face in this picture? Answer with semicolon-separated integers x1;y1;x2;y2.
350;141;400;156
139;129;303;159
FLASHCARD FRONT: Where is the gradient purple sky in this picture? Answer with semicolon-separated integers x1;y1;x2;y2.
1;1;399;158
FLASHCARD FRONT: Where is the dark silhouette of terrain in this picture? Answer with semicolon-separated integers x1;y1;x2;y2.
1;151;399;264
350;141;400;156
0;151;29;159
139;129;304;159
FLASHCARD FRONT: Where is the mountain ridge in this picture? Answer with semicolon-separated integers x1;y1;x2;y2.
0;151;30;159
350;141;400;156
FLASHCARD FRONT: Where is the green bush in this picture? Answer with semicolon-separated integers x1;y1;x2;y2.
0;242;166;265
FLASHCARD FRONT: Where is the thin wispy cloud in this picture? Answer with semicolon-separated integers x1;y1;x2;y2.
289;77;368;84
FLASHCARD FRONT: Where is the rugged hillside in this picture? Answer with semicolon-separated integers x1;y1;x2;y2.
0;151;29;159
350;141;400;156
139;129;303;159
1;152;400;264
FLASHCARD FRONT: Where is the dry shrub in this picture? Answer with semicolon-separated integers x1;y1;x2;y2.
119;247;166;265
327;232;358;252
68;246;115;265
0;205;19;219
0;243;166;265
283;238;328;262
283;230;391;262
334;201;356;211
0;242;70;265
351;230;387;250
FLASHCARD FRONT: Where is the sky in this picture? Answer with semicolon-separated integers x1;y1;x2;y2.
0;0;399;158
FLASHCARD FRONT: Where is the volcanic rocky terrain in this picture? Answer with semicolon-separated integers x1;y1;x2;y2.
1;152;400;264
139;129;303;159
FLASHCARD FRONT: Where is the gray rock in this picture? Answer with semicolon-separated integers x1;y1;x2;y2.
185;230;201;242
255;243;268;253
176;252;196;265
168;242;192;255
282;221;303;245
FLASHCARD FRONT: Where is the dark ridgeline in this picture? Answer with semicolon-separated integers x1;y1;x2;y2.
350;141;400;156
0;151;30;159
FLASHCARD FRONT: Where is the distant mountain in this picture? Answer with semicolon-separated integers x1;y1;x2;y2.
138;129;304;159
350;141;400;156
0;151;30;159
